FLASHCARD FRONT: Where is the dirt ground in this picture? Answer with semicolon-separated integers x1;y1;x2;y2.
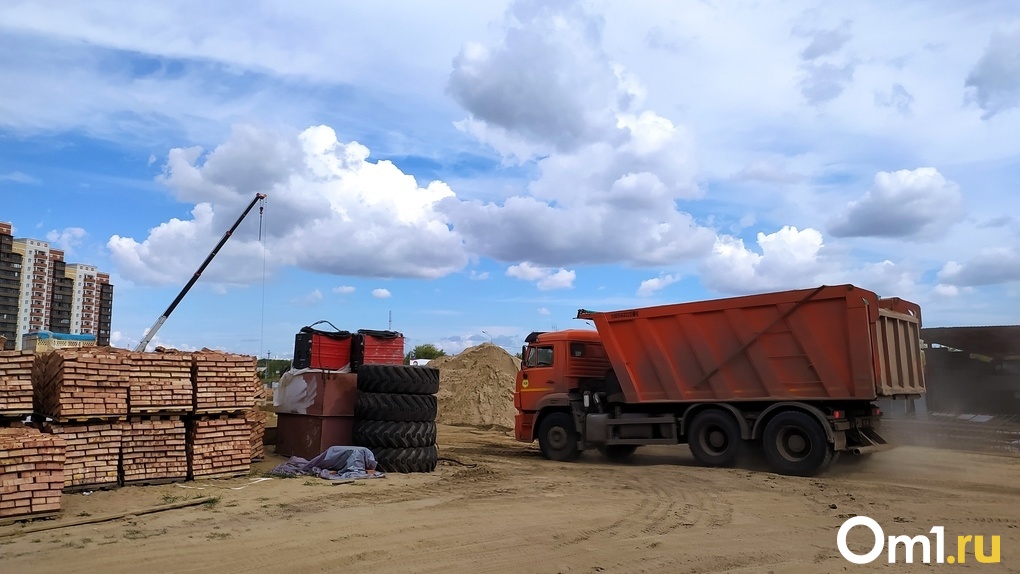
1;424;1017;574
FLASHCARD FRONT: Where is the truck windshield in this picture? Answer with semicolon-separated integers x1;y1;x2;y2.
526;346;554;368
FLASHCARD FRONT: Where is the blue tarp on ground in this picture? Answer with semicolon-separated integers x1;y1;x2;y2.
270;445;386;480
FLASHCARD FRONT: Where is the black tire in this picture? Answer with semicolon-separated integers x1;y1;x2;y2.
355;392;437;422
597;445;638;461
537;412;580;462
354;420;437;448
762;411;833;477
357;364;440;395
688;410;745;467
373;445;439;473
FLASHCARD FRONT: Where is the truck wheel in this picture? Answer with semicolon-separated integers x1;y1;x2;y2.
762;411;833;477
538;412;580;462
597;445;638;461
688;410;744;467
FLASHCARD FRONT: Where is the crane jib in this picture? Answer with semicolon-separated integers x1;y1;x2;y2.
134;193;267;352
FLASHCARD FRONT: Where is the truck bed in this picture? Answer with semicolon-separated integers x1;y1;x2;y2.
578;284;925;404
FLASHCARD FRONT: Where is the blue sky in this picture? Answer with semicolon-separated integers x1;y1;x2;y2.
2;1;1019;359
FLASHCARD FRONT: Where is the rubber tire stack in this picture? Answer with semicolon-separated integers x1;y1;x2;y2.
353;364;440;473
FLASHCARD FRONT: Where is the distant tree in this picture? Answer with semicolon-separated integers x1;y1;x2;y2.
404;343;447;364
258;358;292;383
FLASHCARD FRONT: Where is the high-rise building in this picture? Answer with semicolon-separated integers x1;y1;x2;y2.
0;222;114;350
0;223;22;350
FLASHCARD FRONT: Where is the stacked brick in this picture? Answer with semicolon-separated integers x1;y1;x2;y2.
193;352;260;413
32;349;129;419
246;383;268;462
0;428;66;519
187;416;251;478
42;421;123;490
0;351;34;419
121;417;188;484
127;351;193;414
185;351;260;479
121;350;193;485
246;408;267;462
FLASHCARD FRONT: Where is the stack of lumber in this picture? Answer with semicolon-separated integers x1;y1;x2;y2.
246;408;267;462
187;416;251;478
33;349;129;420
127;351;193;414
0;351;34;416
192;351;259;413
0;428;66;519
43;421;124;490
121;417;188;484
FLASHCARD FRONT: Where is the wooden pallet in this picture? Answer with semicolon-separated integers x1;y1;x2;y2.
62;482;119;494
53;416;128;423
190;470;250;481
121;477;187;487
0;511;60;528
129;408;190;415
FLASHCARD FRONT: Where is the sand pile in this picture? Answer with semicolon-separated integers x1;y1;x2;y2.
432;343;521;430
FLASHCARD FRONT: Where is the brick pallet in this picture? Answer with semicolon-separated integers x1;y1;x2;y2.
121;416;188;484
42;421;124;491
127;351;194;414
0;351;34;416
33;349;129;420
0;427;66;520
187;416;251;479
192;351;259;413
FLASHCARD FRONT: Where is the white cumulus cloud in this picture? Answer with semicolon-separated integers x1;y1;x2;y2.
701;226;827;294
45;227;87;254
936;247;1020;286
110;124;469;286
333;285;356;294
506;262;576;291
372;288;392;299
637;273;680;297
440;0;714;268
828;168;964;240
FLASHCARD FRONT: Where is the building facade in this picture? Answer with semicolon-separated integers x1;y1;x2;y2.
0;222;114;350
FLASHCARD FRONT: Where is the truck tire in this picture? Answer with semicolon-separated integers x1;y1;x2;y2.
356;364;440;395
762;411;833;477
354;420;437;448
373;445;439;473
355;392;437;422
597;445;638;461
538;412;580;462
688;410;744;467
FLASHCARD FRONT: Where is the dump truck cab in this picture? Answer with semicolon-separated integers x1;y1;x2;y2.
514;329;611;443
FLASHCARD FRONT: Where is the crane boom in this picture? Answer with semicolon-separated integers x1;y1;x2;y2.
134;193;266;352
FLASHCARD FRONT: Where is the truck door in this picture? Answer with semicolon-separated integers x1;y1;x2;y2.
517;344;556;412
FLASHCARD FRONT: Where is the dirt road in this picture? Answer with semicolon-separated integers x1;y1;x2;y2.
2;425;1018;573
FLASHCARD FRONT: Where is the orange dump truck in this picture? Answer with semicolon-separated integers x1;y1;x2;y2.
514;284;926;476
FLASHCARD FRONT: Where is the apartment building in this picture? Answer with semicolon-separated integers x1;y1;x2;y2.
0;222;114;350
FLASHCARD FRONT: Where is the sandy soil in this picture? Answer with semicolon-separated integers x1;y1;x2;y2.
1;425;1018;574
